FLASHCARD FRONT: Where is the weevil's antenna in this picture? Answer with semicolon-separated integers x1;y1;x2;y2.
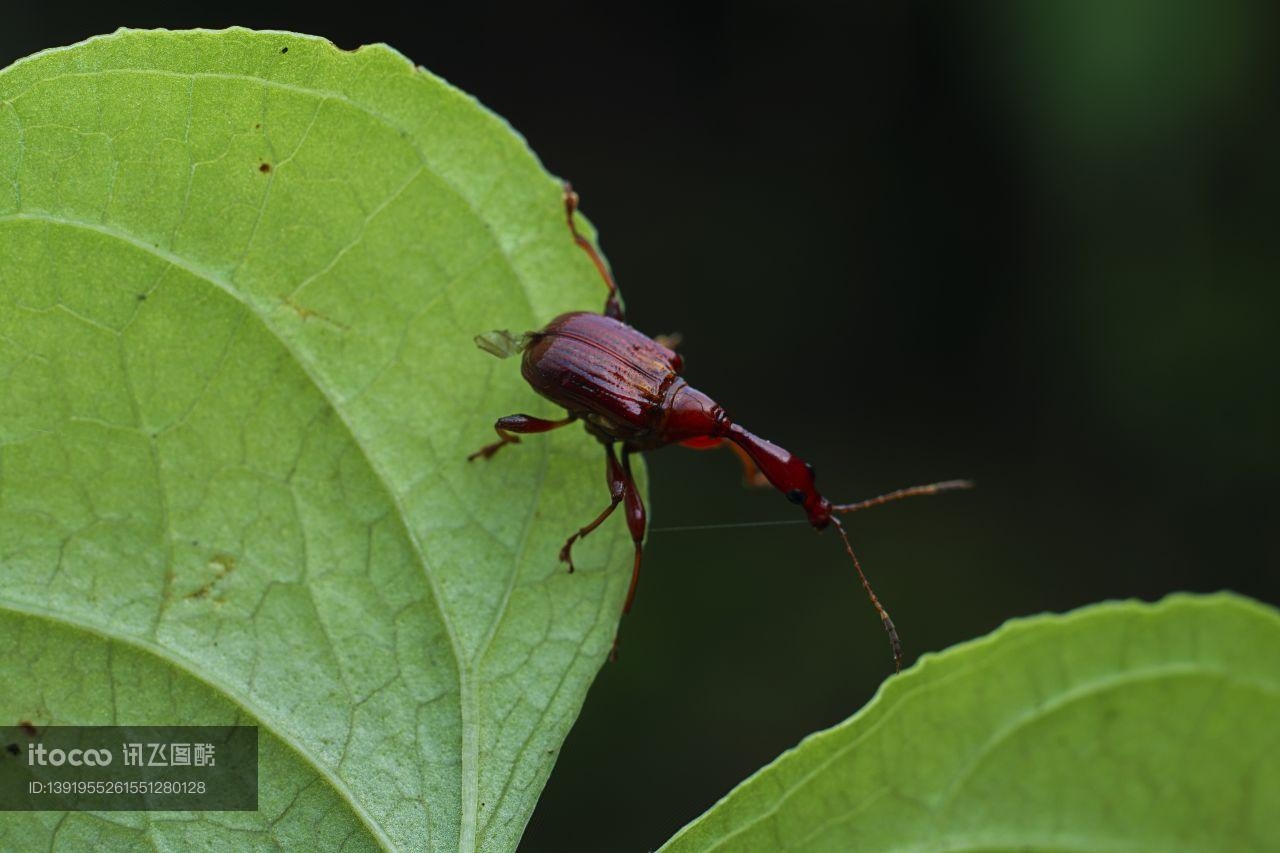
833;479;973;515
563;182;625;321
831;517;902;672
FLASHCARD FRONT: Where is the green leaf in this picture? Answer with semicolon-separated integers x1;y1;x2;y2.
662;593;1280;852
0;28;637;851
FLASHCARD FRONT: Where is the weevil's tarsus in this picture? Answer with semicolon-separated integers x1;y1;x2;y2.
563;181;625;321
467;413;576;461
559;443;626;572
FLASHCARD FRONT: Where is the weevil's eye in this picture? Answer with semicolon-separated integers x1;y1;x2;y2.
787;489;806;505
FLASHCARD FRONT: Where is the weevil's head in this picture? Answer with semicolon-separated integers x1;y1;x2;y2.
786;470;833;530
803;492;835;530
725;423;833;529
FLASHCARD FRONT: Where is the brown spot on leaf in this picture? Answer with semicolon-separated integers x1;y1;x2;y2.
281;296;350;330
280;47;288;54
186;553;237;601
18;721;37;737
5;743;18;756
259;162;271;174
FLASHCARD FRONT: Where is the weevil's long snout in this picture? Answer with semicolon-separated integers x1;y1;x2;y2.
724;424;832;528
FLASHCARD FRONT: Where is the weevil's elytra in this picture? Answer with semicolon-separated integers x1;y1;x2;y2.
469;183;971;670
521;313;680;442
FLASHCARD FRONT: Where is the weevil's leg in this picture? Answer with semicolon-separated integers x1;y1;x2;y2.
467;413;576;461
608;449;649;661
619;449;647;615
559;443;626;572
678;437;769;488
724;441;769;488
563;182;624;321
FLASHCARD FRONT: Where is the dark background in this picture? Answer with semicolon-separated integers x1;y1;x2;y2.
6;3;1278;850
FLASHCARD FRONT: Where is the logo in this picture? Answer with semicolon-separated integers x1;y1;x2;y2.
26;744;113;767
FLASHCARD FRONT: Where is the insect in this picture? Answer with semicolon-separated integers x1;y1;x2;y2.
470;184;970;670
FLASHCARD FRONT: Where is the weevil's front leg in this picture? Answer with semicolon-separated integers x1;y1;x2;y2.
563;182;624;321
467;413;576;461
559;443;626;572
678;437;769;488
724;441;769;488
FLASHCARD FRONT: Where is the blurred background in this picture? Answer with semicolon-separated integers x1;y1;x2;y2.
6;2;1278;849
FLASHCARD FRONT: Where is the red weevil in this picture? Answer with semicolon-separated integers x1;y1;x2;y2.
470;184;969;670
